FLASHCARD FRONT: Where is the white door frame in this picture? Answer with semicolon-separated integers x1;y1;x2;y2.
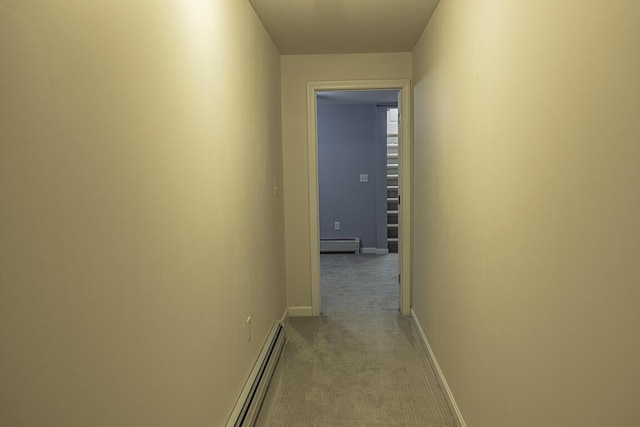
307;79;412;316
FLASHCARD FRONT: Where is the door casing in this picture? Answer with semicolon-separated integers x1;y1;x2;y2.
306;79;412;316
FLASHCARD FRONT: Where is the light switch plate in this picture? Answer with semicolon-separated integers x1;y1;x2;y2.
359;174;368;182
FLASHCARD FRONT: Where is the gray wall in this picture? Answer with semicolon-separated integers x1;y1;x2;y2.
318;103;388;249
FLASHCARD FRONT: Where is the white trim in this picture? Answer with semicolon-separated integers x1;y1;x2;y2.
307;83;322;316
225;320;286;427
307;79;413;316
288;306;314;317
411;309;467;427
279;307;289;326
398;81;412;315
361;247;390;255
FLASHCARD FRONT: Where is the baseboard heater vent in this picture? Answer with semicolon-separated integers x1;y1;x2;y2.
320;238;360;253
226;321;286;427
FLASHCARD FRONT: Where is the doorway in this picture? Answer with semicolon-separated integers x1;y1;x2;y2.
316;90;399;313
306;80;412;316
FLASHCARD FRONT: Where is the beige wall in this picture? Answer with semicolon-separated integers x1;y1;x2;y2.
0;1;285;425
281;53;412;309
412;1;640;426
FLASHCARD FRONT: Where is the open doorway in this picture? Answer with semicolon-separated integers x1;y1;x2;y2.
306;80;412;316
316;90;400;313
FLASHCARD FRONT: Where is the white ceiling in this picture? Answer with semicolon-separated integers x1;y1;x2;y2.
249;0;441;54
317;90;398;105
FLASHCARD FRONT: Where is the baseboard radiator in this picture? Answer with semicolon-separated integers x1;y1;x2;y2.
320;238;360;253
225;321;286;427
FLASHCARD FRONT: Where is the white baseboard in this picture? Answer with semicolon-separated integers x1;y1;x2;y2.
279;307;289;326
288;306;313;317
361;247;390;255
225;318;286;427
411;309;467;427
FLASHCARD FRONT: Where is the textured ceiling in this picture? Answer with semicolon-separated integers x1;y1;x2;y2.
249;0;441;54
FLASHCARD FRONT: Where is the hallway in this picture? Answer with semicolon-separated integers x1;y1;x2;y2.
255;254;455;426
3;1;639;426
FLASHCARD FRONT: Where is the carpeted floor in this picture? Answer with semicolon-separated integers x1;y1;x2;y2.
255;254;456;427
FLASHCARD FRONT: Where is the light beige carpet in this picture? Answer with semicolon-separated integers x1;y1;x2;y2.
255;254;456;427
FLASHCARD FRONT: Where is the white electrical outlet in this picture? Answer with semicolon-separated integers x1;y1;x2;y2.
334;221;340;230
246;316;251;342
359;174;368;183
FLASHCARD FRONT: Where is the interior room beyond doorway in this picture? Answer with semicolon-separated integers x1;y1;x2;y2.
316;89;400;314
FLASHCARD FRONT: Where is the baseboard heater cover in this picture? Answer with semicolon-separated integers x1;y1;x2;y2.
225;320;287;427
320;238;360;253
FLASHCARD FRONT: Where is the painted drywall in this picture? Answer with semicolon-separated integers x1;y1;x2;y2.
250;0;440;54
412;1;640;426
317;104;387;249
281;53;412;309
0;1;285;426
